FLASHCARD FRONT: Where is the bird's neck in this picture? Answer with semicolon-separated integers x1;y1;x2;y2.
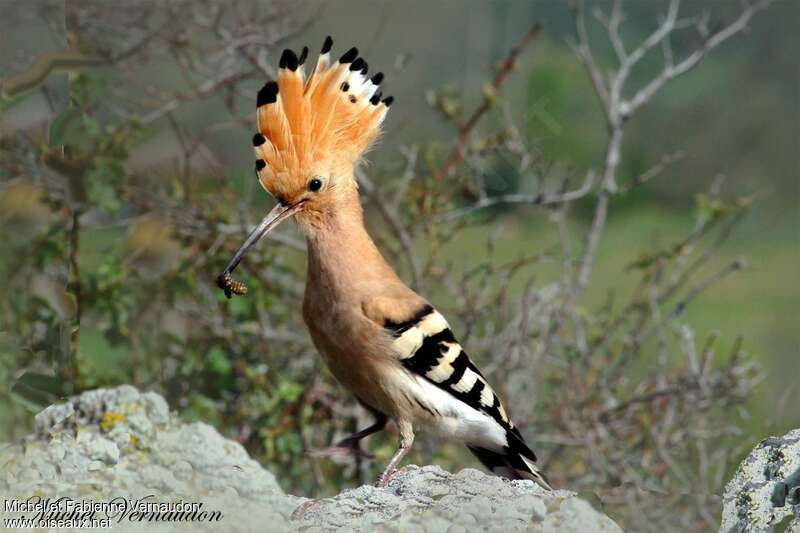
304;186;397;295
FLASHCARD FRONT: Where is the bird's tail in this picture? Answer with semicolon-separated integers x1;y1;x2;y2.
468;429;552;490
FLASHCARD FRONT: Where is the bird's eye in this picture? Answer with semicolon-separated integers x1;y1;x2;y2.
308;178;323;192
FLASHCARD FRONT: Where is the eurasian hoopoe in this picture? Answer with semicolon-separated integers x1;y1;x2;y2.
217;37;551;490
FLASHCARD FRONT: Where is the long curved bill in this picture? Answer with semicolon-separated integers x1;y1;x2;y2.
216;201;304;298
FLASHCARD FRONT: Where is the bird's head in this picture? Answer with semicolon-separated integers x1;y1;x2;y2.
217;37;392;297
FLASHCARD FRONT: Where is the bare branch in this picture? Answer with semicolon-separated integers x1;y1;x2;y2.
672;257;748;317
566;0;609;112
435;22;543;180
624;0;774;117
619;150;686;193
564;0;769;308
594;0;627;63
437;171;594;222
619;0;680;84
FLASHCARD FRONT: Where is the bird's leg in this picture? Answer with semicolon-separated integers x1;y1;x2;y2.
309;413;387;459
336;415;387;451
376;421;414;487
375;443;410;487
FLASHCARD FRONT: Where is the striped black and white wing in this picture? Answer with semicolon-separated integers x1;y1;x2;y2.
383;304;551;488
384;304;513;431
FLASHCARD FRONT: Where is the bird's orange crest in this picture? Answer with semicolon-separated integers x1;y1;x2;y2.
253;37;393;199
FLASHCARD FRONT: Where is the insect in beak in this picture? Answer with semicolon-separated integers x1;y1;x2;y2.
216;200;305;298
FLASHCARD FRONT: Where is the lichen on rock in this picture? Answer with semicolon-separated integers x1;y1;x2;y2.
1;386;621;532
720;428;800;532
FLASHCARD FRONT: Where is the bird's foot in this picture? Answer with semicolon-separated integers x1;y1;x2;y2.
375;467;400;488
375;441;412;488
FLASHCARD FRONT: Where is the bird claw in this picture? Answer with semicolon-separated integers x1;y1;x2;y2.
375;468;399;488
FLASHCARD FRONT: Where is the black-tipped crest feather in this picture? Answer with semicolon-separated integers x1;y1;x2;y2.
280;49;299;71
256;81;279;106
339;47;358;63
321;36;333;54
349;57;365;71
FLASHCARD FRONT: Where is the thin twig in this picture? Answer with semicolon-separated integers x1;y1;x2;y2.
672;258;748;317
435;22;543;180
620;150;686;193
624;0;774;117
567;0;609;111
436;171;594;222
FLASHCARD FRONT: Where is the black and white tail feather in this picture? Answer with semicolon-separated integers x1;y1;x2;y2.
385;305;552;490
468;430;552;490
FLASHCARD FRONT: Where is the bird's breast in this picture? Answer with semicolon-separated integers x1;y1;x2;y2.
302;285;401;415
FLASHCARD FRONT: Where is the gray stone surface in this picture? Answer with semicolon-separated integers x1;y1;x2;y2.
3;386;296;532
1;386;621;532
294;465;622;532
720;428;800;532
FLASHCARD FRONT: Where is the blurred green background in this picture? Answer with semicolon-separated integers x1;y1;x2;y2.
0;0;797;524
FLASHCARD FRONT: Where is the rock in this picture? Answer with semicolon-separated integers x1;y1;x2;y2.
1;386;620;532
721;428;800;532
293;465;621;532
3;386;295;532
